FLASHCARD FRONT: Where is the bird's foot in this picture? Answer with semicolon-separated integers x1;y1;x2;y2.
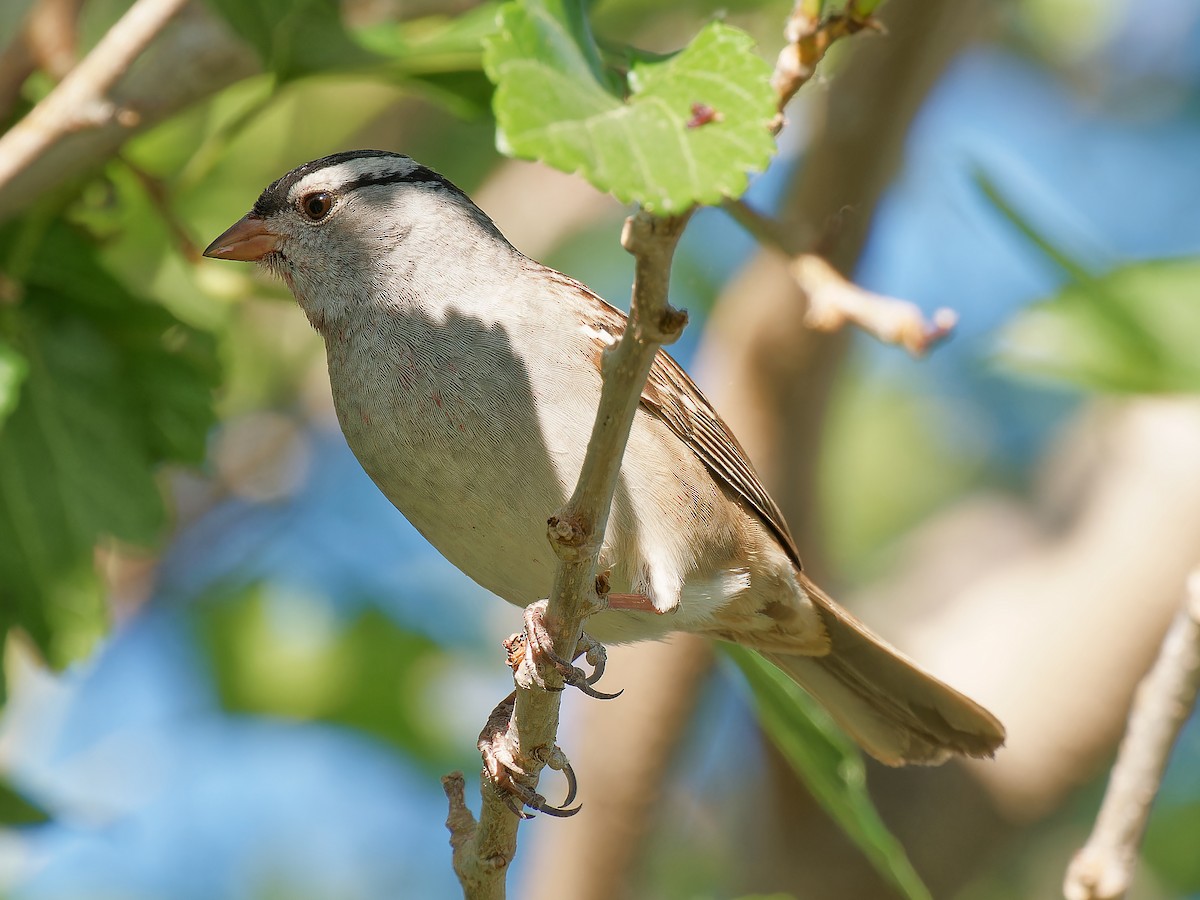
505;599;621;700
478;691;580;819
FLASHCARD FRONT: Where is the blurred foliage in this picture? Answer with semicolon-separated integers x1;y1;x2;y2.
0;219;218;697
6;0;1199;897
484;0;778;211
981;170;1200;394
1143;800;1200;893
205;0;379;80
0;776;48;827
820;373;986;576
999;257;1200;392
196;586;473;771
0;1;37;46
726;646;931;900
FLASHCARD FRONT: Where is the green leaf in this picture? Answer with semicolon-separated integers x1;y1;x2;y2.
204;0;379;80
975;170;1198;393
0;221;219;666
0;337;28;431
997;258;1200;393
484;3;777;212
0;775;49;827
725;646;932;900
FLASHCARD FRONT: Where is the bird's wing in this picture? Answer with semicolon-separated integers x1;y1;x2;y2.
550;267;803;570
639;347;803;570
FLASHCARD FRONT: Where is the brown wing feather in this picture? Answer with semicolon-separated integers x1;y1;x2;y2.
549;266;803;570
640;349;803;569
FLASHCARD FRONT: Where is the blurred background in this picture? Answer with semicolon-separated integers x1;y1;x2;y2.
2;0;1200;897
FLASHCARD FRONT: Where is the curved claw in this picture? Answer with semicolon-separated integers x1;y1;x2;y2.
560;758;578;807
495;779;582;819
584;646;607;685
517;600;621;699
529;798;582;818
567;672;623;701
502;793;535;820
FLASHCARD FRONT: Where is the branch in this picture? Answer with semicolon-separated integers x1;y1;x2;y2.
0;0;190;195
1063;566;1200;900
720;206;957;357
770;0;883;131
444;210;690;898
446;3;889;894
517;636;714;900
722;196;807;257
792;252;957;356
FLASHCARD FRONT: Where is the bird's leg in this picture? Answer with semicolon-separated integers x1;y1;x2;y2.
477;690;581;818
505;599;622;700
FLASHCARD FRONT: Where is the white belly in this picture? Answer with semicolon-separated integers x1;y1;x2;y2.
328;310;581;607
321;297;786;646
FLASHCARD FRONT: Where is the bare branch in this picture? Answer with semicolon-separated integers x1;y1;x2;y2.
770;0;884;131
444;210;691;898
792;253;957;356
720;205;957;357
442;772;505;900
446;3;899;894
1063;566;1200;900
0;0;190;195
722;197;808;257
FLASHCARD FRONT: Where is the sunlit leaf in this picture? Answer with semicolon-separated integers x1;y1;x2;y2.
484;1;777;212
726;646;932;900
0;221;219;666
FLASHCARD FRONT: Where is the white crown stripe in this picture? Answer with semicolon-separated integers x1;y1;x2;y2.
289;157;421;201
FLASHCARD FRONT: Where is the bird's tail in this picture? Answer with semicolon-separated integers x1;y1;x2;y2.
764;576;1005;766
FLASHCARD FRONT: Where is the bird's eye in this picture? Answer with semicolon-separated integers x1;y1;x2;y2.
299;191;334;221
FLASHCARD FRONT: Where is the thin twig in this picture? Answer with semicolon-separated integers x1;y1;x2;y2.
721;197;807;257
0;0;189;194
718;214;958;356
1063;566;1200;900
746;3;958;359
446;4;888;894
445;211;691;899
770;0;883;132
121;155;201;261
792;253;956;356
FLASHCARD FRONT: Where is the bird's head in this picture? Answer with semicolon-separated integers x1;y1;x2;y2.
204;149;509;333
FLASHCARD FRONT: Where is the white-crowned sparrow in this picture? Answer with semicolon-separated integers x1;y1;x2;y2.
204;149;1004;769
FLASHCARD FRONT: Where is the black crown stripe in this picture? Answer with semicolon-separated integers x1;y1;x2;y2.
250;150;468;218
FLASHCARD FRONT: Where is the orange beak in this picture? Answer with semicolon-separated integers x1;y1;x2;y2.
202;214;281;261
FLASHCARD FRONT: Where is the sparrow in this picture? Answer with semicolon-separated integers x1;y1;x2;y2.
204;149;1004;778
